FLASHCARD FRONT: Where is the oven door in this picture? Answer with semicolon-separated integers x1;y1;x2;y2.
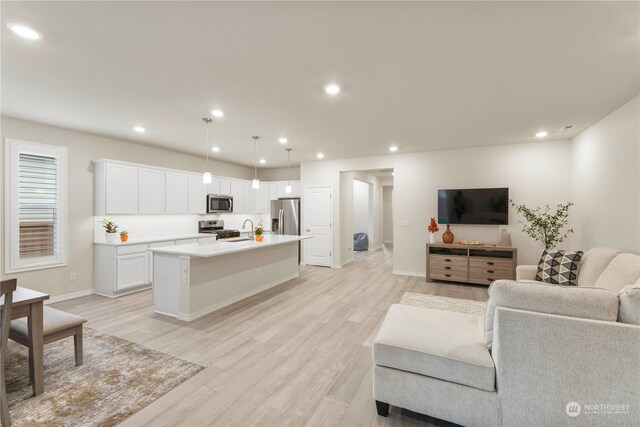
207;195;233;213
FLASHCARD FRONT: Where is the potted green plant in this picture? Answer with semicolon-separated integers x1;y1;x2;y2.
99;218;119;243
254;225;264;242
120;230;129;242
510;200;574;250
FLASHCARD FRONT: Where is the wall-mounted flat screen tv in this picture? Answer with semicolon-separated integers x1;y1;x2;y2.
438;188;509;225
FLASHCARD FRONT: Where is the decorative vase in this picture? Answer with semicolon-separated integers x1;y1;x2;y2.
120;234;129;242
442;225;454;244
429;233;436;244
105;232;117;243
255;235;263;242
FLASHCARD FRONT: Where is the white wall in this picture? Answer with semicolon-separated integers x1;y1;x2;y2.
302;139;573;274
352;179;371;235
383;186;394;243
571;96;640;253
1;116;254;297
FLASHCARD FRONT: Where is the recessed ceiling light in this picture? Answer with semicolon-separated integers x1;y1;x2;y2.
7;22;42;40
211;109;224;118
133;126;146;133
535;131;548;138
259;159;266;164
278;137;288;144
389;145;398;152
211;146;220;152
324;84;341;95
317;153;325;159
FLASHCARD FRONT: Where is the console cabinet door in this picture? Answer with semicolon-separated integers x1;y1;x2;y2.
230;180;244;214
138;168;165;214
255;185;270;213
165;172;188;213
116;252;149;291
105;163;138;214
219;179;231;196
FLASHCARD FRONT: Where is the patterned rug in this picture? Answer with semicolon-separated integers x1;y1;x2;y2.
400;292;487;316
5;327;204;427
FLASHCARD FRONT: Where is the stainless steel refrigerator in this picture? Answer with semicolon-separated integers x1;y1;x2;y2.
271;198;301;262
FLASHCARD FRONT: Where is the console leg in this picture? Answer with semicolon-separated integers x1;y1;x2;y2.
376;400;390;417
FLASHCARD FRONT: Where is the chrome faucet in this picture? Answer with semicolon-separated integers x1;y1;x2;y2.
243;219;254;239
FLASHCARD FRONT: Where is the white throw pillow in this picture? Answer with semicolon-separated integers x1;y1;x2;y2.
618;281;640;325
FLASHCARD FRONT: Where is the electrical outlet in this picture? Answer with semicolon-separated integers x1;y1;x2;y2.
69;272;77;281
181;266;189;286
398;220;409;227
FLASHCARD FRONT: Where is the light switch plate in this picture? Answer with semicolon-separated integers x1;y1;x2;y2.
399;220;409;227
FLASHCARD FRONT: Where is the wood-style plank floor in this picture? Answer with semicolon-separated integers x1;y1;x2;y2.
53;245;489;426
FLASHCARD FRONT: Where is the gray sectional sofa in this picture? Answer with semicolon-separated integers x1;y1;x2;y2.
373;247;640;426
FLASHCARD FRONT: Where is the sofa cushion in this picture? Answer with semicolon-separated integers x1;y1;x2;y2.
373;304;495;392
594;253;640;293
577;247;622;287
484;280;619;348
535;249;583;286
618;281;640;325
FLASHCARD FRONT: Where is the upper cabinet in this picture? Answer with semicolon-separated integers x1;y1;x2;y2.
188;174;207;214
138;168;165;214
94;159;301;216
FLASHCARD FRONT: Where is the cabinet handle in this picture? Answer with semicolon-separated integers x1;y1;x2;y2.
487;261;495;265
444;258;451;262
445;274;451;278
445;266;451;270
487;269;494;273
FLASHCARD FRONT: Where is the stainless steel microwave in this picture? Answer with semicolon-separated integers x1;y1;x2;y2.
206;195;233;213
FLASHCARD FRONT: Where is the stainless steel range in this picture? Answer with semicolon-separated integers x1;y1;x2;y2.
198;220;241;240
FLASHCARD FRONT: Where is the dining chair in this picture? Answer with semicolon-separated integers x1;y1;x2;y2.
1;278;17;427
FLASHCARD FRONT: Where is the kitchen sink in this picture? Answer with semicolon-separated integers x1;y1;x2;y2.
222;237;253;242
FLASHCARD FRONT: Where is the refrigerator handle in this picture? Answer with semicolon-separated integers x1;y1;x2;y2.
279;209;284;235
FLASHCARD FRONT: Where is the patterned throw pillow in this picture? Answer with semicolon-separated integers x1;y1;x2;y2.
536;249;584;286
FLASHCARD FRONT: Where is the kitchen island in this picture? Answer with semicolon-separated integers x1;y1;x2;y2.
149;234;311;321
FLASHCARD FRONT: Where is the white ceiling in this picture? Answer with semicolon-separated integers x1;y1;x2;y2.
2;1;638;168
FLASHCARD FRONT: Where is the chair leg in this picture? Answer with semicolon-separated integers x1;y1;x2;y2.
0;358;10;427
376;400;390;417
74;325;83;366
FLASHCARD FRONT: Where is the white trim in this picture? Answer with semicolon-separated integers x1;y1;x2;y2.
392;270;425;278
94;285;151;299
340;256;354;267
5;138;68;274
369;245;383;251
383;240;393;244
169;272;299;322
46;289;94;304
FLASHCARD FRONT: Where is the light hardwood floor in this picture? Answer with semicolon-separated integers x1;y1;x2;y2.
53;245;489;426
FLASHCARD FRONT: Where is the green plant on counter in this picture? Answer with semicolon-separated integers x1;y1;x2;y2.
510;200;574;249
255;226;263;236
99;218;119;233
120;230;128;236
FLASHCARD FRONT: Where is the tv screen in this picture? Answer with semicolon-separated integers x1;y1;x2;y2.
438;188;509;225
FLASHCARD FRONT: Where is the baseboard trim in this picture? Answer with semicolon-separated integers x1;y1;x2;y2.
392;270;426;278
382;241;393;245
341;257;354;267
94;285;152;299
370;245;383;251
46;289;94;304
174;272;300;322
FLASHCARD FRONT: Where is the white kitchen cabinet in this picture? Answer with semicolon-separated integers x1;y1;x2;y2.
207;177;220;195
268;182;279;202
243;181;256;214
292;181;301;198
198;236;217;244
166;172;188;214
219;179;231;196
138;168;165;214
116;252;149;291
105;163;138;214
255;185;270;213
188;174;207;214
230;180;245;214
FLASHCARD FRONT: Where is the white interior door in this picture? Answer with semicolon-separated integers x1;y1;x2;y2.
304;186;332;267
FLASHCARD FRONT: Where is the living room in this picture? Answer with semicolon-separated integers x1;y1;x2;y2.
1;1;639;426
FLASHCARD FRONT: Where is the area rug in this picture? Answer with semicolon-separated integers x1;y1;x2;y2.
400;292;487;316
5;327;204;427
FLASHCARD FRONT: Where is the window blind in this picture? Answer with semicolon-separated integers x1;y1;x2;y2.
18;153;58;258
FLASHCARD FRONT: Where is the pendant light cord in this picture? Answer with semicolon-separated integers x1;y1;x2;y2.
253;136;259;181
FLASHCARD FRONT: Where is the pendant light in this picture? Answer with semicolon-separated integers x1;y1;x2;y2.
285;148;292;194
252;136;260;189
202;118;213;184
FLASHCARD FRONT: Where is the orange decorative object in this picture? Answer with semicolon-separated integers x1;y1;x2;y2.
427;217;439;233
442;225;454;244
255;235;263;242
120;234;129;242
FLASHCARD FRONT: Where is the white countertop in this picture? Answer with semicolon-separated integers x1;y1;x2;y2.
148;234;311;258
94;229;272;246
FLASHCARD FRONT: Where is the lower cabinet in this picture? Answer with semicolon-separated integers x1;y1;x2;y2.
95;244;152;297
116;252;149;291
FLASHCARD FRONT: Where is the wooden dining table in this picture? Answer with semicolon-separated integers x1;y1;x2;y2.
0;286;49;396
